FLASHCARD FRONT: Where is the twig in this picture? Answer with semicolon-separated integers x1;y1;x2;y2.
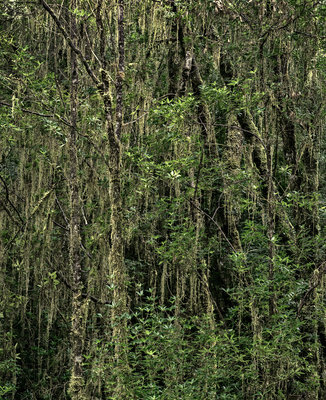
53;220;69;231
189;199;237;254
123;111;149;126
55;194;69;226
77;132;109;167
80;242;93;261
197;270;226;325
0;100;72;126
193;149;204;203
4;224;25;251
214;123;267;152
297;262;326;317
0;174;25;225
55;269;110;305
0;200;20;226
0;100;52;118
260;0;322;46
39;0;100;87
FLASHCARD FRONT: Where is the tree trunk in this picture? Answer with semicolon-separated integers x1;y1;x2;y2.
105;0;129;396
67;2;86;398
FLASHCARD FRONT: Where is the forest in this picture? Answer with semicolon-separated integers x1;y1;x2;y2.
0;0;326;399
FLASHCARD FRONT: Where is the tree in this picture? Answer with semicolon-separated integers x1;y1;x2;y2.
0;0;325;398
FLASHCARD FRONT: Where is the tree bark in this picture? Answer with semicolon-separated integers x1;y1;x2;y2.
106;0;129;396
68;2;86;398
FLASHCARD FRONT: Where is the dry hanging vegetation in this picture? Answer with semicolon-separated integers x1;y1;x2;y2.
1;0;326;399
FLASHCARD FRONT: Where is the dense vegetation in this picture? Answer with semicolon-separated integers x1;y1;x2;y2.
1;1;326;399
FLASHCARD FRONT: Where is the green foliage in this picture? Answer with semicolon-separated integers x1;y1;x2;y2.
1;0;326;399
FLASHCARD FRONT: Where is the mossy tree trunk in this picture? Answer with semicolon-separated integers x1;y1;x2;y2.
67;1;86;398
1;1;326;398
106;0;130;396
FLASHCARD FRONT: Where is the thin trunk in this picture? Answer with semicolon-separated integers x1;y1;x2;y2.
223;111;243;252
106;0;129;396
266;142;276;317
167;0;185;99
68;2;86;398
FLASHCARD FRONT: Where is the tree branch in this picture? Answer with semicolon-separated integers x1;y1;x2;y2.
0;174;25;225
0;100;72;126
39;0;101;88
297;262;326;317
189;199;237;254
56;269;110;305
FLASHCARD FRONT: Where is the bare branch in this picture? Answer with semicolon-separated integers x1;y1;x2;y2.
0;174;25;225
189;199;237;254
39;0;101;88
0;100;52;118
0;100;72;126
